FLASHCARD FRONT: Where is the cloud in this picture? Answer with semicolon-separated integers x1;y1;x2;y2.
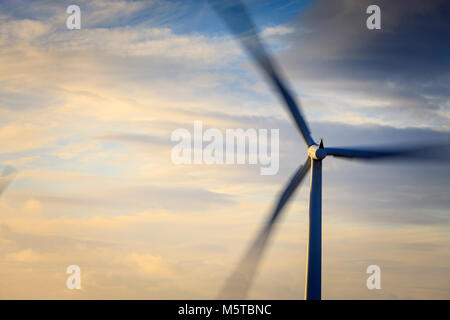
11;185;236;214
261;25;294;37
126;252;170;277
6;248;42;262
0;124;55;154
276;0;450;128
0;16;49;40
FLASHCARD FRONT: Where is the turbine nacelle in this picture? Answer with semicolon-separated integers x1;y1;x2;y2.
308;140;326;160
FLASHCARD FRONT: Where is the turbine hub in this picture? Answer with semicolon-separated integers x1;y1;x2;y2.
308;142;327;160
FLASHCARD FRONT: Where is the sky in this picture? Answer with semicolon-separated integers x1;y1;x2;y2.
0;0;449;299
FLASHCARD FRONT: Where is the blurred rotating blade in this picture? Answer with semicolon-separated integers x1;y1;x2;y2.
209;0;315;147
218;157;311;299
0;166;17;197
324;142;450;162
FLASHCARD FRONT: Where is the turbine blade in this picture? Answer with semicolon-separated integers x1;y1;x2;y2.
209;0;315;146
218;157;311;299
324;143;450;161
0;166;17;197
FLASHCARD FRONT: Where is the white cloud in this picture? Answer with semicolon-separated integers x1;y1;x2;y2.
6;249;42;262
261;25;294;37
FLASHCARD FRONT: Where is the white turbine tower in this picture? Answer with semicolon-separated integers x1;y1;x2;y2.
210;0;450;300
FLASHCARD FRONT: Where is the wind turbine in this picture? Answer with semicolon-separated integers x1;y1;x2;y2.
210;0;450;300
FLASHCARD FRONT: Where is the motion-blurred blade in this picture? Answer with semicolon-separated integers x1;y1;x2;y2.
209;0;315;147
324;143;450;161
218;157;311;299
0;166;17;197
